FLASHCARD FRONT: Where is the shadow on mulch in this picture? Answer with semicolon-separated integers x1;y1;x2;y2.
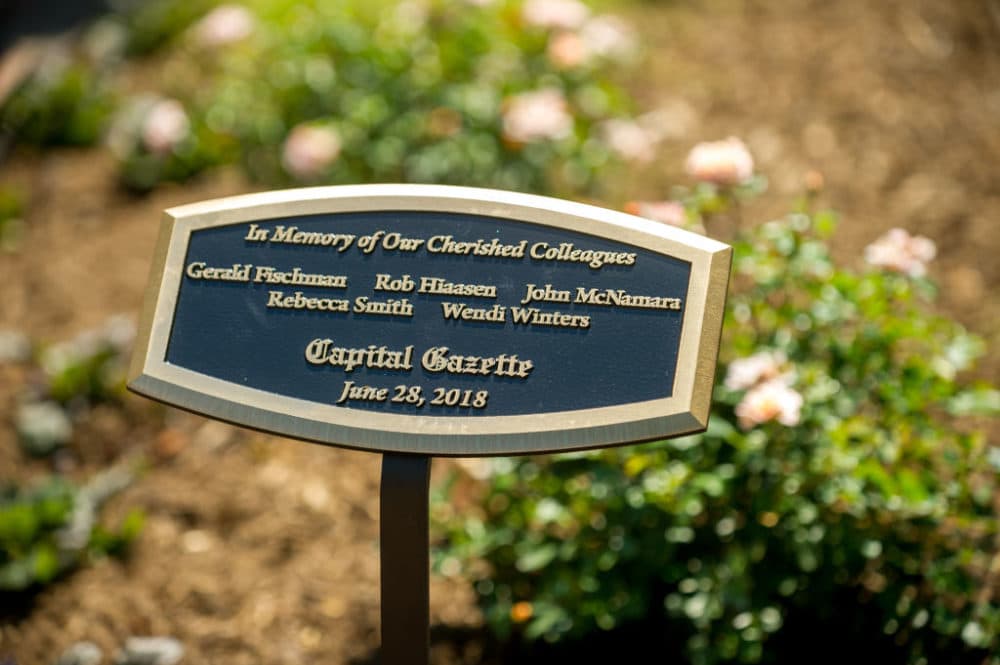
353;592;992;665
348;620;687;665
0;589;37;626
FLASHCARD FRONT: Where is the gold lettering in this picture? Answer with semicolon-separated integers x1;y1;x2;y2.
267;291;349;312
418;276;497;298
381;232;425;252
269;225;356;251
520;283;571;305
440;302;506;323
305;339;414;373
575;287;682;311
421;346;533;378
352;297;414;317
426;236;527;258
185;262;251;282
336;380;389;405
509;307;590;329
529;242;636;269
374;273;416;292
244;223;269;242
253;266;347;288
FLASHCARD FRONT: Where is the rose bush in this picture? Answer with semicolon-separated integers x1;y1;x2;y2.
0;56;115;147
1;0;647;194
434;150;999;664
173;0;641;193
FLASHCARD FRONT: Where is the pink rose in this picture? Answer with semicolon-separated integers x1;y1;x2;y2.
522;0;590;30
193;4;255;47
547;17;636;70
735;378;803;429
725;350;788;391
547;31;588;69
142;99;189;155
684;137;754;185
282;123;342;180
601;118;656;164
501;88;573;144
579;15;637;61
863;228;937;278
625;201;687;228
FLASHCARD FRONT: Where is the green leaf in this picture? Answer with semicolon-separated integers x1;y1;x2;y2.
516;543;558;573
0;504;39;550
31;543;60;583
706;415;738;442
896;469;929;504
119;509;145;542
525;603;570;640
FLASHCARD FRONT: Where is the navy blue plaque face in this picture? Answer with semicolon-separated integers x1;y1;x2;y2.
129;185;730;455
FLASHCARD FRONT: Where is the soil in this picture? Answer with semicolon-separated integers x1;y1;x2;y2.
1;1;997;663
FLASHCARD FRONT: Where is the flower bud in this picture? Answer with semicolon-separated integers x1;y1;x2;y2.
684;136;754;185
142;99;189;155
282;123;342;180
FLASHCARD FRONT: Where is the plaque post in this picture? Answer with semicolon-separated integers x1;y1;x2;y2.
380;453;432;665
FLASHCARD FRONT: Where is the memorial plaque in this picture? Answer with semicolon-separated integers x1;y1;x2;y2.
128;184;731;456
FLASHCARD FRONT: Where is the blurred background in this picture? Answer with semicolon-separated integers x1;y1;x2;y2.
0;1;997;664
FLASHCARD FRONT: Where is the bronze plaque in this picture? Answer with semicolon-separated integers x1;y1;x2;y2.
128;185;731;456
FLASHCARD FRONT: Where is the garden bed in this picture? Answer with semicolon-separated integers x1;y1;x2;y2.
1;1;997;663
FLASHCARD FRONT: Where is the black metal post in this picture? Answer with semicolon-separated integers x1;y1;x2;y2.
379;453;431;665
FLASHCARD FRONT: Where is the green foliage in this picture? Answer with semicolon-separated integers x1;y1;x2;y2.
435;191;999;664
104;0;636;192
0;476;142;592
39;316;134;408
0;0;641;193
0;61;115;147
15;317;135;457
115;0;217;55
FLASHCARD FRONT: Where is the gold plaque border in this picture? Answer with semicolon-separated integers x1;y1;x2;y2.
128;184;731;456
